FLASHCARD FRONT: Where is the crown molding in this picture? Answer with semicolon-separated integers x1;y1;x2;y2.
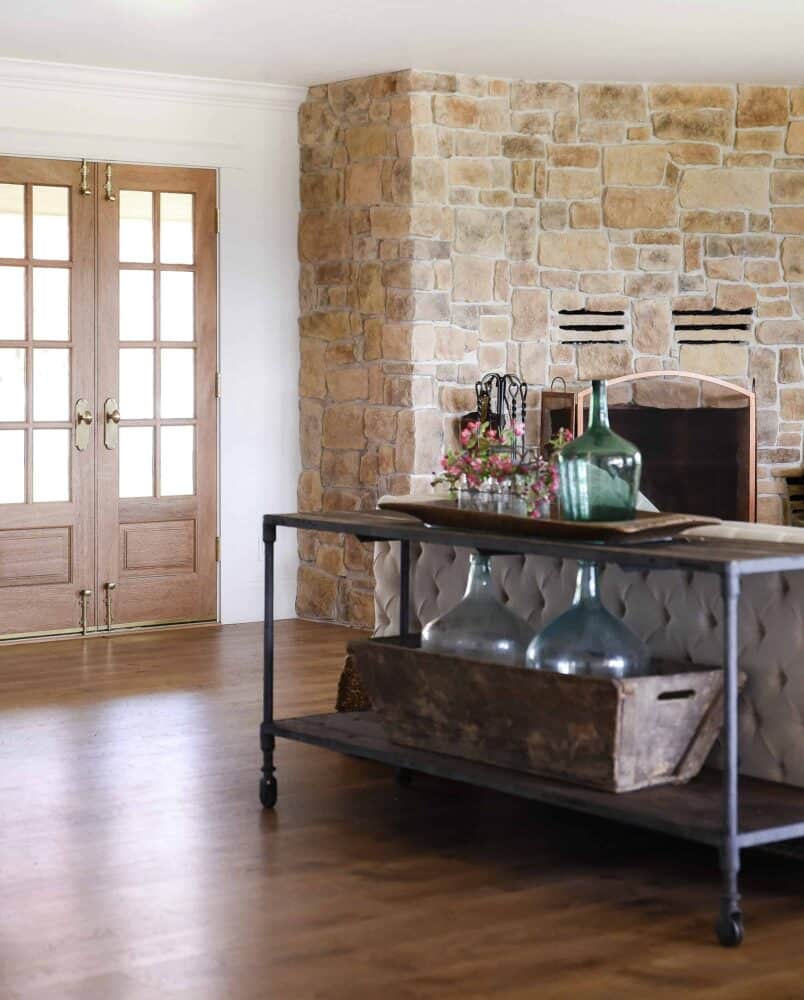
0;57;306;112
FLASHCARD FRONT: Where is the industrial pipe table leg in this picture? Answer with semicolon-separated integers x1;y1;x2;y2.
399;539;410;639
260;522;278;809
717;565;743;947
394;539;414;788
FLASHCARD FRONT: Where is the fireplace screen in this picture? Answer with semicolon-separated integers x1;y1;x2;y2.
540;372;756;522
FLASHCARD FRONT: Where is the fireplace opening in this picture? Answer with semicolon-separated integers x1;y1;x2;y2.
599;403;751;520
540;372;756;522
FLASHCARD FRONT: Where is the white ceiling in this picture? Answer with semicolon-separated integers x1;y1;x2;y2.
2;0;803;87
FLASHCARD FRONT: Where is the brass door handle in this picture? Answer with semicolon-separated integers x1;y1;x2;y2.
104;398;120;449
74;398;93;451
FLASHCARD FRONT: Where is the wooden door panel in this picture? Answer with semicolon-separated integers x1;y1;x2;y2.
0;157;95;638
96;164;218;628
113;578;206;628
120;519;196;574
0;528;71;587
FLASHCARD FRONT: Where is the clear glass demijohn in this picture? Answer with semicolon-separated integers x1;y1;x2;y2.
525;561;650;678
421;552;534;667
558;379;642;521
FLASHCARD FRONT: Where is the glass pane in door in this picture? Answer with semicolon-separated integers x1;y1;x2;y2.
119;191;154;263
0;184;24;258
32;186;70;261
33;268;70;341
119;426;154;498
160;271;194;341
160;349;194;418
0;266;25;340
160;425;194;496
33;428;70;502
119;348;154;419
119;270;154;341
0;429;25;503
0;348;25;420
33;349;70;421
159;193;193;264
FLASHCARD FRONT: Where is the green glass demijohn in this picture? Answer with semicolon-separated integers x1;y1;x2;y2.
525;561;650;678
421;552;535;667
558;379;642;521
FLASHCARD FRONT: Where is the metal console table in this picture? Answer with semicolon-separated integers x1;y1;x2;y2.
261;510;804;948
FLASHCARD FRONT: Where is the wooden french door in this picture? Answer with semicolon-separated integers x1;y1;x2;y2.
0;159;95;636
0;157;217;639
96;165;217;630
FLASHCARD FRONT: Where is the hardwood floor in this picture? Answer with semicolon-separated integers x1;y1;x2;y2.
1;620;804;999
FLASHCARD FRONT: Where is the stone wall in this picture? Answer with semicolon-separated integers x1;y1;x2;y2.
297;71;804;625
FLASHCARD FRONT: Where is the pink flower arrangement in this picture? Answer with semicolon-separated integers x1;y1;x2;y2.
432;421;573;518
434;420;523;490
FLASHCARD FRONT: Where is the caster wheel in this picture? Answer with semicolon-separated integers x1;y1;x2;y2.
395;767;413;787
259;777;278;809
716;912;744;948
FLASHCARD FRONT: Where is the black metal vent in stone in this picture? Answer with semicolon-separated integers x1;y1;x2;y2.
557;308;626;344
672;307;754;344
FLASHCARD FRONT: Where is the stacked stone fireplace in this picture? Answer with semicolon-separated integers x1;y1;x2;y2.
297;71;804;626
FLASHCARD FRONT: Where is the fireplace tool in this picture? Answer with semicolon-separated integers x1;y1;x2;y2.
460;372;529;458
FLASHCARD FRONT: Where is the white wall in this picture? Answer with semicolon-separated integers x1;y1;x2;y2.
0;58;305;621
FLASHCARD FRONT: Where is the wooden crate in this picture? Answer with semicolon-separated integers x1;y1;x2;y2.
348;635;730;793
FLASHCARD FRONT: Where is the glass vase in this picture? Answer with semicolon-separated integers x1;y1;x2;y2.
421;552;535;667
525;561;650;678
558;379;642;521
457;479;496;511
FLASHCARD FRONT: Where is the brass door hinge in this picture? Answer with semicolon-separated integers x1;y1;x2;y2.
216;208;221;234
215;536;221;562
215;371;221;398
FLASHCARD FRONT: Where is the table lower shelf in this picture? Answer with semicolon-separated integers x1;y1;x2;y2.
271;711;804;850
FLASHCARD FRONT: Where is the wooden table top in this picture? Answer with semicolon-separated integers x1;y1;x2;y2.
265;509;804;577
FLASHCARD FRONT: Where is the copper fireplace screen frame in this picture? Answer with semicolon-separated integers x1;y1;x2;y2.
572;370;757;523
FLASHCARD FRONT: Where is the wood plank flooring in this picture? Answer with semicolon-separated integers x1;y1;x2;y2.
1;620;804;999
